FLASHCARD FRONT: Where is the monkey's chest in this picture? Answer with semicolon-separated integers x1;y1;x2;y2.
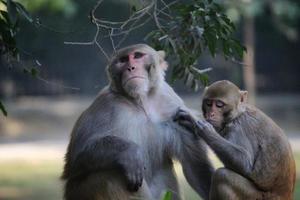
117;107;178;167
130;120;175;161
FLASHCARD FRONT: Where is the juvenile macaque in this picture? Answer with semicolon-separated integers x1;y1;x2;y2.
175;80;295;200
61;44;214;200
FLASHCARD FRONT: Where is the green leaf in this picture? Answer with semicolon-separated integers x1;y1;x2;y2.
0;17;8;30
23;68;29;74
147;0;245;90
0;10;10;24
206;34;216;57
162;191;172;200
31;68;38;77
132;6;137;12
23;68;39;78
7;0;18;25
0;100;7;116
15;2;33;23
200;73;209;86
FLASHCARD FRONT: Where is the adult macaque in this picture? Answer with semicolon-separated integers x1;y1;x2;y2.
175;80;295;200
62;44;214;200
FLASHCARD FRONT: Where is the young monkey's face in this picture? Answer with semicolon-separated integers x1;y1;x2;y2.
202;98;226;131
201;80;248;132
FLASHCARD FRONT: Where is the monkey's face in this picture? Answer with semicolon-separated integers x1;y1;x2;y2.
202;80;248;131
120;51;150;96
108;44;165;99
202;98;227;131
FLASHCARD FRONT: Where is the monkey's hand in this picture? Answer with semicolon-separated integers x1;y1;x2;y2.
174;109;199;136
117;145;145;192
195;120;216;136
174;109;216;138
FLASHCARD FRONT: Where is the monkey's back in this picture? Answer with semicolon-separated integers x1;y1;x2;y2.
238;105;295;199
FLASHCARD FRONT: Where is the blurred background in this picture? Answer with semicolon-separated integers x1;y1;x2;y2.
0;0;299;199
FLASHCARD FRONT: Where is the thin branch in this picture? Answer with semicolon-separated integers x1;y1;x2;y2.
231;59;248;66
64;41;94;45
109;29;116;52
160;0;171;12
116;16;151;48
64;0;179;60
37;77;80;91
35;18;88;34
153;0;163;30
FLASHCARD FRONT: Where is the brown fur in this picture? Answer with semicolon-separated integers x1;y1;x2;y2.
175;80;296;200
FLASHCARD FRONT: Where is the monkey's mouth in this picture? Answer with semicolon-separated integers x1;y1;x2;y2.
123;76;146;85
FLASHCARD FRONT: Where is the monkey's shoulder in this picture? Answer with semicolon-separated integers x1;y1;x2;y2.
230;105;286;143
74;89;133;127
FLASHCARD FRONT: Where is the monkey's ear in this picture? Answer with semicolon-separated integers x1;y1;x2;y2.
240;90;248;103
157;50;166;59
157;50;168;71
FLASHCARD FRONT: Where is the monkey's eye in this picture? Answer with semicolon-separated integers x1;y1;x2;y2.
134;52;145;59
216;100;225;108
205;99;213;107
119;56;129;63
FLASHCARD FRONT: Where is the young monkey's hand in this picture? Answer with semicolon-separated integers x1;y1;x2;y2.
174;109;216;138
195;119;216;136
174;109;199;136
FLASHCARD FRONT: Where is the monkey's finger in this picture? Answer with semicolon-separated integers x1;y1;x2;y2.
177;120;195;132
196;120;207;126
176;118;190;125
174;110;192;122
196;120;206;130
175;107;187;114
173;112;185;121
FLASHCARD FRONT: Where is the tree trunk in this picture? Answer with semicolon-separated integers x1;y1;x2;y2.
243;16;256;105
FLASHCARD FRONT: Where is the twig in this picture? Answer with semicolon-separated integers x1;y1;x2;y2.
37;77;80;91
65;0;179;60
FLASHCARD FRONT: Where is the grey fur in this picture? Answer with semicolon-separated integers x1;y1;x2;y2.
62;44;213;200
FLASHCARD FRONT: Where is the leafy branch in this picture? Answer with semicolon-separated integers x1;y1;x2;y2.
0;0;246;116
147;0;246;90
0;0;80;116
65;0;245;91
1;0;33;117
0;100;7;116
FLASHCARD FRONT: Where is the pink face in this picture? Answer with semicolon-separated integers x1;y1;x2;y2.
118;51;149;86
114;50;152;97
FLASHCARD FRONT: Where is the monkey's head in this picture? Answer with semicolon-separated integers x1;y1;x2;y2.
107;44;168;99
202;80;248;131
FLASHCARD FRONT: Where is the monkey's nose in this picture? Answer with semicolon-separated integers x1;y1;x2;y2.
127;66;136;72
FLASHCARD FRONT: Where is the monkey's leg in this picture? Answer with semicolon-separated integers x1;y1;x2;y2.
209;168;263;200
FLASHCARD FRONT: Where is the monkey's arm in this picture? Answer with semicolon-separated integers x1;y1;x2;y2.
175;110;254;177
69;135;145;191
181;137;214;200
196;121;254;176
